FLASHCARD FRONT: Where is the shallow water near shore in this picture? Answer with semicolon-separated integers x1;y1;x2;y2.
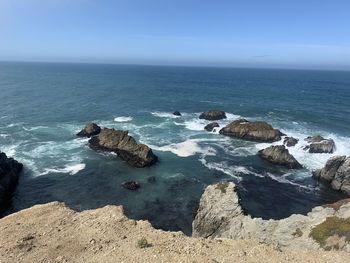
1;62;350;234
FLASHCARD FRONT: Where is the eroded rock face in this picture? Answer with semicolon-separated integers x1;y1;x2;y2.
313;156;350;195
89;128;158;168
283;137;299;147
204;122;219;132
0;152;23;211
77;123;101;138
258;145;302;169
193;182;350;251
219;119;283;142
304;136;335;153
199;111;226;120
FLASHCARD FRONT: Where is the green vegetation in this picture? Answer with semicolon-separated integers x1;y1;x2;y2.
309;216;350;250
215;182;229;193
292;228;303;237
136;237;151;248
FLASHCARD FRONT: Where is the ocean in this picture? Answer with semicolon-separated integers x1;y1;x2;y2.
1;62;350;235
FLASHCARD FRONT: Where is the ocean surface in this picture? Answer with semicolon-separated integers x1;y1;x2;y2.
1;62;350;235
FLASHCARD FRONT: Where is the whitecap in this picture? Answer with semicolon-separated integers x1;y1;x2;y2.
42;163;86;176
114;116;133;122
151;111;181;118
150;139;217;157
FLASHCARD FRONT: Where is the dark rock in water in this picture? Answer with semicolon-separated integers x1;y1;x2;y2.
313;156;350;195
147;176;156;183
122;181;140;190
0;152;23;212
77;123;101;138
173;111;181;116
204;122;219;132
88;128;158;168
283;137;299;147
199;110;226;120
304;135;335;153
258;145;302;169
219;119;283;142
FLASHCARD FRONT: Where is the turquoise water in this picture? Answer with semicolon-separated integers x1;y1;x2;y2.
1;62;350;234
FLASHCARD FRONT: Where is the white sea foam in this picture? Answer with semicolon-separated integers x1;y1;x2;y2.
266;172;314;191
42;163;86;175
114;116;133;122
151;111;181;118
150;139;217;157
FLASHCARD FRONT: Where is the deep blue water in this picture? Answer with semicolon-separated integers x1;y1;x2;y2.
1;62;350;234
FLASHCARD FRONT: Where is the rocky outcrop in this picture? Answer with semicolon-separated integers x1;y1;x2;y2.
89;128;158;168
258;145;302;169
173;111;181;116
0;152;23;212
199;110;226;120
313;156;350;195
77;123;101;138
304;136;335;153
283;137;299;147
122;181;140;190
219;119;283;142
204;122;219;132
193;182;350;251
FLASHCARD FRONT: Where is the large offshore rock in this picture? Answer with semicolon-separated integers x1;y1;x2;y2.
89;128;158;168
204;122;219;132
219;119;283;142
313;156;350;195
258;145;302;169
304;135;335;153
193;182;350;251
199;110;226;120
77;122;101;138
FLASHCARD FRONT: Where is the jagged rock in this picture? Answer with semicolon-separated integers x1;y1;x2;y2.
219;119;283;142
204;122;219;132
77;123;101;138
193;182;350;251
173;111;181;116
313;156;350;195
89;128;158;168
0;152;23;211
122;181;140;190
258;145;302;169
304;136;335;153
283;137;299;147
199;110;226;120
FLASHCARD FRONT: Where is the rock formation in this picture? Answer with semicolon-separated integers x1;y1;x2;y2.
89;128;158;168
283;137;299;147
122;181;140;190
313;156;350;195
173;111;181;116
304;136;335;153
258;145;302;169
199;110;226;120
193;182;350;252
77;122;101;138
204;122;219;132
219;119;283;142
0;152;23;212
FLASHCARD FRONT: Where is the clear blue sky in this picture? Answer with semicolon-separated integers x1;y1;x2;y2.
0;0;349;70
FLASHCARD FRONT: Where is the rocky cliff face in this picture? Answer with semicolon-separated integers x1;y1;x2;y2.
193;182;350;252
89;128;158;168
0;152;23;212
313;156;350;195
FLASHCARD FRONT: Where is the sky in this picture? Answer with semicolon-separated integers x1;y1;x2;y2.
0;0;349;70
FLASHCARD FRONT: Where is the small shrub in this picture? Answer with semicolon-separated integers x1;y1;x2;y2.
292;228;303;237
215;182;229;193
136;237;151;248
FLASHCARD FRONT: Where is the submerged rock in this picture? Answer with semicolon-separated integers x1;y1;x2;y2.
77;123;101;138
0;152;23;211
122;181;140;190
304;135;335;153
173;111;182;116
313;156;350;195
193;182;350;251
283;136;299;147
89;128;158;168
258;145;302;169
199;110;226;120
219;119;283;142
204;122;219;132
